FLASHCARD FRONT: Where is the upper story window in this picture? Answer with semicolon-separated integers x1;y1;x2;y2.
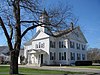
59;41;61;48
50;41;56;48
70;41;75;48
59;41;66;48
39;42;41;48
82;45;86;50
76;43;80;49
35;42;45;48
35;44;38;48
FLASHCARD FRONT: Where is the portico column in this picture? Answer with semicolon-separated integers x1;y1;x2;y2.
39;54;41;67
28;53;31;64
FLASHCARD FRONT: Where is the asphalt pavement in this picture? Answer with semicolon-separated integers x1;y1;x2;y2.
0;65;100;75
19;65;100;74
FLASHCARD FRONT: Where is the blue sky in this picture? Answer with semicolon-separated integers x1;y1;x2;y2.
43;0;100;48
68;0;100;48
0;0;100;48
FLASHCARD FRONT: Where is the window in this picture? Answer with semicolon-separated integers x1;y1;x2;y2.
64;52;66;60
82;45;85;50
35;44;38;48
77;53;81;60
59;52;61;60
59;52;66;60
50;41;53;48
35;42;45;48
54;52;56;60
70;41;75;48
70;52;75;60
50;52;52;60
54;42;56;48
59;41;61;48
50;41;56;48
62;53;64;60
76;43;80;49
39;42;41;48
41;43;45;48
50;52;56;60
79;44;80;49
82;54;85;60
59;41;66;48
62;42;64;48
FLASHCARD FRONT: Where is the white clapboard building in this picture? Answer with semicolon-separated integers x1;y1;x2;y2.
24;10;87;66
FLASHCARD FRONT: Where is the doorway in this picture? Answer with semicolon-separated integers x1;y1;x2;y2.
41;54;43;65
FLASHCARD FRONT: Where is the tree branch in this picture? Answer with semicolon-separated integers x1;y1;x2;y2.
20;5;41;13
21;23;41;38
20;20;39;24
51;29;74;37
7;16;13;40
0;17;13;50
0;17;10;40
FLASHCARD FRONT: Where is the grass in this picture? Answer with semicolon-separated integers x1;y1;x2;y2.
0;66;85;75
66;66;100;69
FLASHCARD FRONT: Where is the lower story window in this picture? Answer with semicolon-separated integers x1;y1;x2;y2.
59;52;61;60
82;54;85;60
50;52;56;60
77;53;81;60
59;52;66;60
70;52;75;60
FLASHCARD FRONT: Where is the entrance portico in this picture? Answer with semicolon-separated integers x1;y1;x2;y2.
27;49;47;66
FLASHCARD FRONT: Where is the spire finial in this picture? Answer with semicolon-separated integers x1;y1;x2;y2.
70;22;74;30
41;8;48;16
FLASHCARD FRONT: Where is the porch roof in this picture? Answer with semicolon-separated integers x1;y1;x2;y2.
29;49;47;54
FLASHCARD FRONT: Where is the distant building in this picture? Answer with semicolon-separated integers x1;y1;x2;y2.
24;10;88;66
0;46;9;64
0;46;24;64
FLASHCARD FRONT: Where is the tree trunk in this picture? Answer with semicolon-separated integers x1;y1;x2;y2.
10;50;19;74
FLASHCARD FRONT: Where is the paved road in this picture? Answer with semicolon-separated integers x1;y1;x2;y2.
0;65;100;75
19;65;100;73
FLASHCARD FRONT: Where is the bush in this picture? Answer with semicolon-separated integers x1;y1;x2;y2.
75;61;92;66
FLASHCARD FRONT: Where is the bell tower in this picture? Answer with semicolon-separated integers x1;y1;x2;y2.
36;9;49;33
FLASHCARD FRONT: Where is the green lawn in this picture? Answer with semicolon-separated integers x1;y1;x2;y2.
0;66;85;75
67;66;100;69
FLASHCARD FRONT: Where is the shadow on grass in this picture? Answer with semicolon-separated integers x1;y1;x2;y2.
87;73;100;75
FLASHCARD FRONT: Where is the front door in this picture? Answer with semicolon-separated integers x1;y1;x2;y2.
41;54;43;65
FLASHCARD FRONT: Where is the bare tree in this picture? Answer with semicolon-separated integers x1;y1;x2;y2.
87;48;100;62
0;0;74;74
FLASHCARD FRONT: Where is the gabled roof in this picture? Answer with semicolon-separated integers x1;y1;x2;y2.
24;27;77;46
24;30;41;45
24;26;87;46
24;30;51;46
76;26;88;43
50;26;87;43
66;26;88;43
